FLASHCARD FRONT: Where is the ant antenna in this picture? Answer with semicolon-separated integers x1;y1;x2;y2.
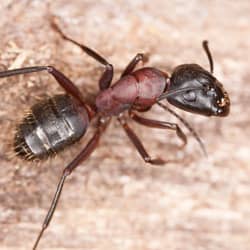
157;101;208;157
157;86;203;101
202;40;214;74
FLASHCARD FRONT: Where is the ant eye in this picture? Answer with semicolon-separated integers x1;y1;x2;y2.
183;90;196;102
207;87;217;97
202;84;210;91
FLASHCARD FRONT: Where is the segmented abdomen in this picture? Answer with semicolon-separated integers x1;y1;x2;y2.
14;94;89;161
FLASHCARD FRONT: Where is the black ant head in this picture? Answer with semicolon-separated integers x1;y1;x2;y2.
166;63;230;116
159;41;230;117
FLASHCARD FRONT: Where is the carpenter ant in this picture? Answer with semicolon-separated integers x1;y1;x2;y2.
0;20;230;249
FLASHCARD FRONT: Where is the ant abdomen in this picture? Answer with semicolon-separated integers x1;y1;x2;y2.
14;94;90;161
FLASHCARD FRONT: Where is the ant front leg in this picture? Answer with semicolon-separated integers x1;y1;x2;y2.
129;111;187;148
121;53;148;77
32;120;108;250
51;20;113;90
157;102;207;156
117;116;166;165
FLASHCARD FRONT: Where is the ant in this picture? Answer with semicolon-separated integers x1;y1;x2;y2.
0;20;230;249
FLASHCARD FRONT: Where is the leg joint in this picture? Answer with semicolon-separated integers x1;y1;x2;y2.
106;63;113;70
46;66;55;73
144;156;151;163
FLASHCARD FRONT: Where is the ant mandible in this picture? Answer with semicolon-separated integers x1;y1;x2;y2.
0;20;230;249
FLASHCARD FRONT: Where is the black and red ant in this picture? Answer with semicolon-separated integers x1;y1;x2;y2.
0;20;230;249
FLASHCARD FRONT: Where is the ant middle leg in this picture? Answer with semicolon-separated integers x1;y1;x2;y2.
51;19;113;90
121;53;148;78
117;116;166;165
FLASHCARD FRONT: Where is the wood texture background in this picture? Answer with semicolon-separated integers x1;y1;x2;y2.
0;1;249;249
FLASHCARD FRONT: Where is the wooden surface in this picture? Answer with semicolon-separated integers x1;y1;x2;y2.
0;1;249;250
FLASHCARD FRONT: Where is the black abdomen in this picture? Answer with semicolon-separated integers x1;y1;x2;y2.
14;94;89;161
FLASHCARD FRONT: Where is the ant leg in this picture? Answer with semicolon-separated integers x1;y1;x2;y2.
121;53;148;78
0;66;88;107
32;120;108;250
157;102;207;157
51;20;113;90
117;116;166;165
129;111;187;148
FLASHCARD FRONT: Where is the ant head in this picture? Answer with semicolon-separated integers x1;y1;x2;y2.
167;63;230;116
159;41;230;117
